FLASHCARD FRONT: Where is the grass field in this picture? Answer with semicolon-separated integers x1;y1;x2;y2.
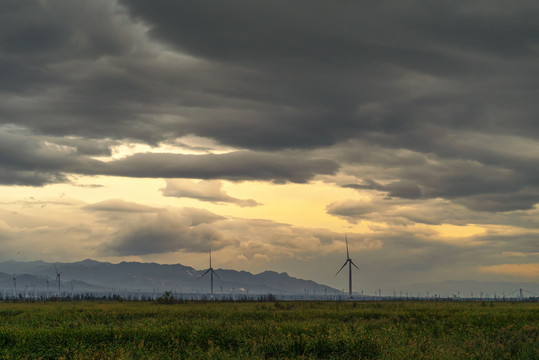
0;300;537;359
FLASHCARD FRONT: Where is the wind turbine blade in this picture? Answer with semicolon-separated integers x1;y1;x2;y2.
335;261;348;276
351;261;360;270
345;234;349;259
54;264;58;274
199;269;211;278
209;248;212;268
213;270;221;280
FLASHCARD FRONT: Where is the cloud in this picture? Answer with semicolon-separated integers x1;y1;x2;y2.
93;206;228;256
325;199;377;221
329;137;539;212
119;0;539;146
96;206;358;258
0;196;537;287
83;199;376;260
0;127;339;185
98;151;338;183
161;179;261;207
455;192;539;213
1;0;537;151
0;168;68;186
108;218;223;256
344;179;422;199
326;195;539;229
84;199;158;213
1;0;538;214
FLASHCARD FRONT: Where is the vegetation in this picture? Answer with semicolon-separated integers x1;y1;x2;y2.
155;291;176;304
0;300;536;359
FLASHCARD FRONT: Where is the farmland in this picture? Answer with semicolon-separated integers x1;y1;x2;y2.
0;301;537;359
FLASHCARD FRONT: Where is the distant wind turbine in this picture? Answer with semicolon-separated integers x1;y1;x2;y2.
12;272;16;299
335;234;360;299
54;264;62;297
199;249;220;299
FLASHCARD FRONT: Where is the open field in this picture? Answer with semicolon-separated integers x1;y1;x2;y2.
0;301;537;359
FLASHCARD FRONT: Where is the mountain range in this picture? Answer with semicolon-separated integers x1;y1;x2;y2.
0;260;536;299
0;259;336;296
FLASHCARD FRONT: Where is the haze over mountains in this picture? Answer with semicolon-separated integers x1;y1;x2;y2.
0;259;335;296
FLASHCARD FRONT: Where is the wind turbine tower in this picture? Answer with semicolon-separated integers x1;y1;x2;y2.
335;235;360;299
200;249;220;299
54;264;62;298
12;272;16;299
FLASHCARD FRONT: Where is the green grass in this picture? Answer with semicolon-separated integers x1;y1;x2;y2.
0;301;536;359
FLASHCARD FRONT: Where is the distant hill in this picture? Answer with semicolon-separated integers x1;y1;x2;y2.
0;259;336;295
0;271;102;295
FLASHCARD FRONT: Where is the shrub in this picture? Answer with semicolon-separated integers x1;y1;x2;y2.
156;291;175;304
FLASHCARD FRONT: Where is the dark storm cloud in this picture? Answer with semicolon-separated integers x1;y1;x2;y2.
456;192;539;213
0;0;142;60
0;169;67;186
2;0;537;146
121;0;539;143
54;138;115;156
0;128;338;185
341;170;539;212
0;0;140;94
98;151;338;183
0;129;98;185
344;179;422;199
1;0;539;216
320;113;539;208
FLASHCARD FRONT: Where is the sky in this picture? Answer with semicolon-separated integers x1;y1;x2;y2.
1;0;538;292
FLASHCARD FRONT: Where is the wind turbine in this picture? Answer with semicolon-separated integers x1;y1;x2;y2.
12;272;16;299
335;234;359;299
199;249;220;299
54;264;62;298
